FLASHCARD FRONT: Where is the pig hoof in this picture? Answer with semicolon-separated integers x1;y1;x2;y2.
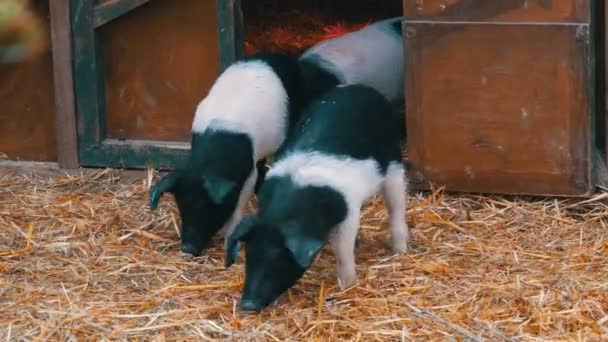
391;235;409;254
392;242;408;254
390;226;409;254
337;272;357;290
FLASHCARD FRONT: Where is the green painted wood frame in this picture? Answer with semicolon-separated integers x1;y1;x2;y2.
71;0;243;169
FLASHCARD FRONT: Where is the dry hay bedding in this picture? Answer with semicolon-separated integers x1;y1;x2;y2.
243;11;370;56
0;168;607;341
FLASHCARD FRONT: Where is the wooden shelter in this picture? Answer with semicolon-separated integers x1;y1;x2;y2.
1;0;606;197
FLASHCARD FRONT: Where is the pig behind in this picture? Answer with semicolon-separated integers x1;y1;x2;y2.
298;17;404;107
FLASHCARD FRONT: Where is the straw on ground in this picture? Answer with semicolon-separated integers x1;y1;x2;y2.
1;168;607;341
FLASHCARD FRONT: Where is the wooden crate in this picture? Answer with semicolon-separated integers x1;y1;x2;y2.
403;0;603;196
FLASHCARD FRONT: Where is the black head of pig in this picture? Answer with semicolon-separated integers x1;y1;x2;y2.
150;170;239;256
225;180;347;312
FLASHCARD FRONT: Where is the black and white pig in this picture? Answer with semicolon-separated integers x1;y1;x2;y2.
298;17;405;108
149;53;305;256
225;84;409;312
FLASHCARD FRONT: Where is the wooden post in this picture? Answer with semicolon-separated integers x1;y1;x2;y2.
216;0;244;71
50;0;79;169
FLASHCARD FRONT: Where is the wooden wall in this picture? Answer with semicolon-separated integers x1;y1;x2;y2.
0;1;56;162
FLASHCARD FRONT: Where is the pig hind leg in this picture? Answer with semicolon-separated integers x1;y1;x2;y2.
382;162;409;253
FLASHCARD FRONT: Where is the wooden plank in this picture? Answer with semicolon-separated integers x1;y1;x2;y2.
100;0;219;142
71;0;107;157
93;0;151;28
233;0;244;59
216;0;242;71
403;0;589;23
80;140;190;170
50;0;79;168
404;22;593;196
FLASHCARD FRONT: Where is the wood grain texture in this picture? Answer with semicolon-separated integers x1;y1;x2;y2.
101;0;220;142
404;22;593;196
50;0;79;168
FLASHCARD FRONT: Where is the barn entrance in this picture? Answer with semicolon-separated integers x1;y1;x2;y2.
241;0;403;57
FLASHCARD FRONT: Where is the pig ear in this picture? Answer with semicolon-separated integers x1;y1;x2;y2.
203;176;236;205
149;172;179;209
224;216;256;268
282;223;324;269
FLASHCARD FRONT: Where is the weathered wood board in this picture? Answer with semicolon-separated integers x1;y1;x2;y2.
403;0;599;196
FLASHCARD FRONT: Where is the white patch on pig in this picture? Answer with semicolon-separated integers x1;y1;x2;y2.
300;17;404;103
382;162;409;253
192;60;289;160
268;152;385;206
268;153;409;289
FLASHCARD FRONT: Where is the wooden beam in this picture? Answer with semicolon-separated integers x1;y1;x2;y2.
93;0;150;28
71;0;108;153
50;0;79;169
233;0;244;59
216;0;243;71
80;139;190;170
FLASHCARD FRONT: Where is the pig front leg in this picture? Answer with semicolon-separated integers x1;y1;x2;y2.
382;162;409;253
331;210;361;290
221;167;258;249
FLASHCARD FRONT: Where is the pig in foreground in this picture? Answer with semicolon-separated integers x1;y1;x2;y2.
298;17;404;107
225;84;409;312
149;53;305;256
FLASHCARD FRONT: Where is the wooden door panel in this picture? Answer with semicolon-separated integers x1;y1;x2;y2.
101;0;219;142
405;23;592;195
71;0;239;169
